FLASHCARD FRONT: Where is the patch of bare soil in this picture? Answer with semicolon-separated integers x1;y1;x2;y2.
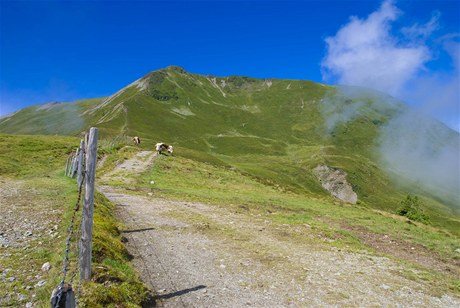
98;154;460;307
99;150;156;185
342;224;460;277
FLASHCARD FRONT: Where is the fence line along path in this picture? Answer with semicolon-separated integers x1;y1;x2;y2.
53;127;98;308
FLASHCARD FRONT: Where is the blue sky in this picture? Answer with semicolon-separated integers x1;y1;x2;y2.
1;0;459;130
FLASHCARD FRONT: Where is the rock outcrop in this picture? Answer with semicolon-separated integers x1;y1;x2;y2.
313;164;358;204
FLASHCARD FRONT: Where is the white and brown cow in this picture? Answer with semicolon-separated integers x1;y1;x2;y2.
155;142;173;155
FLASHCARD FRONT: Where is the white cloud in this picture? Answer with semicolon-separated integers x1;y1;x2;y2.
321;0;432;96
401;11;440;41
320;0;459;131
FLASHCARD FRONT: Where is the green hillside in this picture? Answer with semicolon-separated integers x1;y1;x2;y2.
1;66;459;230
0;134;149;307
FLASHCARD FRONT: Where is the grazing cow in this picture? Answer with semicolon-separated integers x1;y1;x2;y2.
156;142;173;155
133;136;141;145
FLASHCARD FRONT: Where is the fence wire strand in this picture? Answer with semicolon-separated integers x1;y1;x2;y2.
54;169;85;308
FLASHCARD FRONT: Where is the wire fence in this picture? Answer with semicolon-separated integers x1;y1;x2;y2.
51;127;98;308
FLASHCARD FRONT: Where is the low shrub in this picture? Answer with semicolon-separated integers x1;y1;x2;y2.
397;195;430;224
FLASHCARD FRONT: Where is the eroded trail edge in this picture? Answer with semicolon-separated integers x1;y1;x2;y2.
98;151;459;307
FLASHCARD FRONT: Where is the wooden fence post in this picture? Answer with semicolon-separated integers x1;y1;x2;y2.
65;156;70;176
80;127;98;281
70;148;79;178
77;139;85;188
68;153;75;177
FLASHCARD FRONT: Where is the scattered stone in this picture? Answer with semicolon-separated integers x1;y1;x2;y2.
0;234;10;247
26;302;33;308
381;284;391;290
6;277;16;282
35;280;46;287
455;248;460;254
24;231;33;237
41;262;51;272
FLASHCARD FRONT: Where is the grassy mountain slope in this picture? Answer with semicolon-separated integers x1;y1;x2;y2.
1;66;458;231
0;134;148;307
0;98;102;136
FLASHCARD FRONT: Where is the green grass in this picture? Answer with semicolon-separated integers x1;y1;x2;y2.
134;155;460;262
1;66;459;296
99;146;460;292
0;98;101;136
79;192;149;308
0;134;80;176
0;134;149;307
1;66;457;217
126;154;460;293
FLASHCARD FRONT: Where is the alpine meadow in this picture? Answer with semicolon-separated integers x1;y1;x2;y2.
1;66;459;306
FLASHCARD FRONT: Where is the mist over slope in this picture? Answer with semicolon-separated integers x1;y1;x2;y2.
1;66;458;213
320;85;460;208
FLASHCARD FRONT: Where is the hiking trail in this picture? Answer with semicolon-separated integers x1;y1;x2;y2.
97;150;459;307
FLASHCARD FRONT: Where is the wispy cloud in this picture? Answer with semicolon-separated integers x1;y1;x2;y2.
321;0;459;131
379;107;460;207
319;86;460;208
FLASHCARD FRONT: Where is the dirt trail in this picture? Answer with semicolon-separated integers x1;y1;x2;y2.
98;151;460;307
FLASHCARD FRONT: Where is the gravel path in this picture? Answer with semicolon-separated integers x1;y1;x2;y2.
98;151;460;307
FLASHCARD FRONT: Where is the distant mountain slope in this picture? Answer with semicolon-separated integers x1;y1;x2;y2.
1;66;458;221
0;98;102;135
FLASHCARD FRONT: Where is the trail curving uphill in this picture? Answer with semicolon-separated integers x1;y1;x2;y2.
98;151;459;307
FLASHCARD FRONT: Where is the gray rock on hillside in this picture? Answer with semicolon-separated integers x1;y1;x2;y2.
313;164;358;204
41;262;51;272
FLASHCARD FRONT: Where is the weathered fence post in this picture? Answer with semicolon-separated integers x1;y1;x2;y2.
80;127;98;281
77;139;85;188
65;156;70;176
72;148;80;178
65;156;68;177
69;154;73;177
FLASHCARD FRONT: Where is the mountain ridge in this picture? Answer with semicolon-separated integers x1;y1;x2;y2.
1;66;459;224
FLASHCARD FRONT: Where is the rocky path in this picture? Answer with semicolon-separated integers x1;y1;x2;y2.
98;151;460;307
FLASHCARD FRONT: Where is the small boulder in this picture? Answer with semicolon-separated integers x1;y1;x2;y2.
41;262;51;272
